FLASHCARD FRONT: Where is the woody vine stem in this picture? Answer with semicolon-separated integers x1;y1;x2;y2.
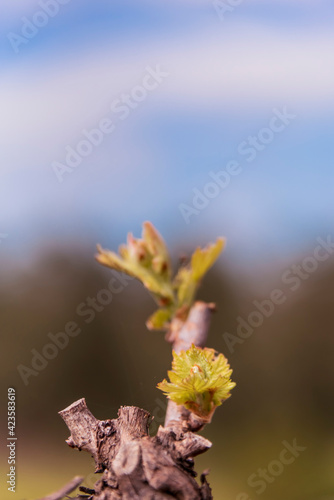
41;222;236;500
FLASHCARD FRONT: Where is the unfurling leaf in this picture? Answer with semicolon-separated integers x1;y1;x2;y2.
173;238;225;312
142;222;171;278
146;308;173;330
96;222;174;304
191;238;225;282
157;344;236;420
96;223;225;331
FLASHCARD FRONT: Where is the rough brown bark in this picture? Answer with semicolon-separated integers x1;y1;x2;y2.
44;301;215;500
58;399;212;499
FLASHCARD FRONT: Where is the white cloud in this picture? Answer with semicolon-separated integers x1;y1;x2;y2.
1;22;333;178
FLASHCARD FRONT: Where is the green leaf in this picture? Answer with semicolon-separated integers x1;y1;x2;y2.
146;308;173;330
96;223;226;331
174;267;196;308
191;238;225;282
96;222;174;304
157;344;236;419
142;221;171;278
172;238;225;313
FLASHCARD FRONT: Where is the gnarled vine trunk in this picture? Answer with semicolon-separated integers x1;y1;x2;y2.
41;302;216;500
59;399;212;499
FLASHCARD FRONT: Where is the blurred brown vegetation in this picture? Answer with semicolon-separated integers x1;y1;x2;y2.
1;248;334;500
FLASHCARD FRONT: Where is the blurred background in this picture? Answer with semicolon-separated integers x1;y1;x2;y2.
1;1;334;499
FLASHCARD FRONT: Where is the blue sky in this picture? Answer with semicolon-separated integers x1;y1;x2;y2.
1;0;333;273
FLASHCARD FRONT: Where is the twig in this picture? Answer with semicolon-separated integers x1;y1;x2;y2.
164;301;215;430
38;476;83;500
